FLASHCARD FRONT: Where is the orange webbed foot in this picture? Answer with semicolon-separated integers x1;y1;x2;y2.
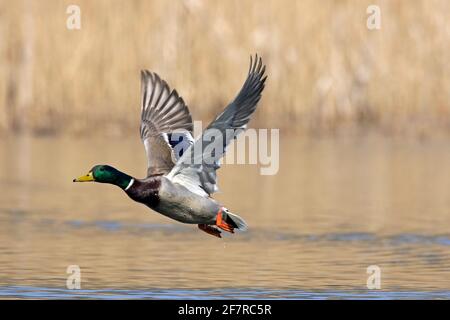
198;224;222;238
216;209;235;234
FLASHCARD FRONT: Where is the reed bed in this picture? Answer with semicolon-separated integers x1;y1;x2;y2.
0;0;449;136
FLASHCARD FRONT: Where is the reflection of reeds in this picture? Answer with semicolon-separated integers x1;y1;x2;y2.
0;0;449;136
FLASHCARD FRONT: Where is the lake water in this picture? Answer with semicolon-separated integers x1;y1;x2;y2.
1;134;450;299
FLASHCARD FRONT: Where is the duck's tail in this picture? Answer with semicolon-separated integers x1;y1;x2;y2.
221;208;248;232
199;208;248;238
226;211;248;231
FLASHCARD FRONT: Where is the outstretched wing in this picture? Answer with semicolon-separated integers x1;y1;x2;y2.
140;70;194;176
166;55;267;196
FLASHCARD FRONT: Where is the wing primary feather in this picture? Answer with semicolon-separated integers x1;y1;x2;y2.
141;71;148;112
152;75;163;115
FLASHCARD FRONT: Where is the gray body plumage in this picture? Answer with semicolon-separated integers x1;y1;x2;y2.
156;177;220;224
125;176;220;224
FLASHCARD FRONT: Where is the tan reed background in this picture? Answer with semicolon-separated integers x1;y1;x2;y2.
0;0;449;136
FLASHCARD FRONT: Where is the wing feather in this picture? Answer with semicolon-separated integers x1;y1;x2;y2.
167;55;267;196
140;70;194;176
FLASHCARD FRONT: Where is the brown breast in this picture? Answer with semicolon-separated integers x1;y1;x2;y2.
125;175;162;208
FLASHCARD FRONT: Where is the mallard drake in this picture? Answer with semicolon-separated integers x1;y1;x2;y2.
74;55;267;238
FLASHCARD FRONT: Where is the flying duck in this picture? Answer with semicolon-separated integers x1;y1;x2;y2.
73;55;267;238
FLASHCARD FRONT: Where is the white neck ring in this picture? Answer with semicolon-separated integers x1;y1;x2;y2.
124;178;135;191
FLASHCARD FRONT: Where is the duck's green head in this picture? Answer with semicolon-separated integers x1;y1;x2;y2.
73;165;132;189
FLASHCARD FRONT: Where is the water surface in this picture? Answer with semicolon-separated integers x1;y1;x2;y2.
1;134;450;299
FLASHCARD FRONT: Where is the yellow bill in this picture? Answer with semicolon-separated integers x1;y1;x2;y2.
73;171;94;182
